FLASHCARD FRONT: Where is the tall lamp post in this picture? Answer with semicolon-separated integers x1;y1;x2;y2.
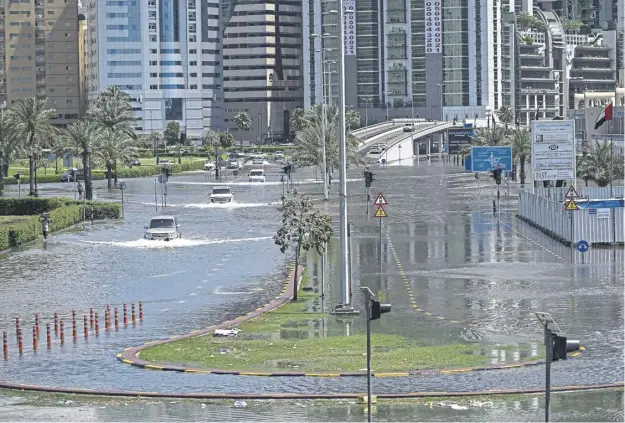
363;97;373;139
334;2;356;314
312;34;333;201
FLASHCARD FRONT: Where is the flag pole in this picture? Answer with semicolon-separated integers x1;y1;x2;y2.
609;97;614;199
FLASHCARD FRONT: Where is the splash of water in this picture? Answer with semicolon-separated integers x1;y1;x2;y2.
184;201;281;209
82;236;271;249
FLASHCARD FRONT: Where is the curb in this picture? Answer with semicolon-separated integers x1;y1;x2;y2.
117;263;301;371
0;380;621;400
116;261;564;378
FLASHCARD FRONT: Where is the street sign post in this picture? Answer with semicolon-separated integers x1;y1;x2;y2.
531;120;576;183
564;186;580;200
534;312;562;423
373;192;388;280
564;199;579;211
470;146;513;172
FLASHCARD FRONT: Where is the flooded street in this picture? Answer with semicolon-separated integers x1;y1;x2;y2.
0;160;622;419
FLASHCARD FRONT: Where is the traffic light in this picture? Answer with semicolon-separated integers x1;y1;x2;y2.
490;168;502;185
13;173;20;181
370;299;391;320
162;167;172;178
363;170;374;188
282;164;294;176
69;169;75;180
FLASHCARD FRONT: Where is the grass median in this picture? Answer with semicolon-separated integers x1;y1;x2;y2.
140;280;520;373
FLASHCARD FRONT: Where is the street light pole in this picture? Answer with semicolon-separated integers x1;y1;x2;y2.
335;0;353;312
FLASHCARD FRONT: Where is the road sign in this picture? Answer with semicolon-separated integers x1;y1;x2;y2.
470;146;513;172
374;192;387;206
381;158;387;165
564;199;579;210
119;182;127;190
577;240;589;253
157;174;167;184
531;120;576;181
374;206;388;218
564;186;580;199
448;128;473;154
63;153;73;168
221;153;228;161
589;208;597;215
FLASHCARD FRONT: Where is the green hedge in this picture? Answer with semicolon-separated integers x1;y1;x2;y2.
0;199;121;250
115;160;205;178
2;172;107;185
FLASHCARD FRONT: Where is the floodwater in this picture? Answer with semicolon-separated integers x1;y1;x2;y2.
0;158;622;420
0;389;622;422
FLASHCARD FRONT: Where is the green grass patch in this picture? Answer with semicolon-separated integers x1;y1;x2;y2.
141;274;510;373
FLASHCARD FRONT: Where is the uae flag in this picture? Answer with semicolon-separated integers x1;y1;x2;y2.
594;102;613;129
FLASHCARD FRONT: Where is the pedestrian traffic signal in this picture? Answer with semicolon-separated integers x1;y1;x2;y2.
370;299;391;320
282;164;293;175
363;170;374;188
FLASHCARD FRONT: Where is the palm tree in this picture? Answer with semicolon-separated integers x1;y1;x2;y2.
290;108;308;132
0;109;16;192
95;130;139;189
473;125;509;146
578;142;625;187
88;86;136;139
517;12;535;31
59;119;102;200
11;97;57;196
202;130;219;159
496;106;514;128
293;104;362;177
346;108;361;131
576;154;593;187
218;131;235;149
506;127;531;184
147;132;164;156
234;112;252;147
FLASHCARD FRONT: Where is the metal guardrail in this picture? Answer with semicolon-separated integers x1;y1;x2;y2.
518;189;624;244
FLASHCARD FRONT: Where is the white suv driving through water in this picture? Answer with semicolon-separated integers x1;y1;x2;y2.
144;215;181;241
210;186;233;203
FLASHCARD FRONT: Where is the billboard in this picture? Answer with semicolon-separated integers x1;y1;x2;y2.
531;120;576;181
343;0;356;56
471;146;513;172
425;0;442;54
448;128;473;154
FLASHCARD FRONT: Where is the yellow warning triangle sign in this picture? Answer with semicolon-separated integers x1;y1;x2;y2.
564;199;579;210
374;206;388;218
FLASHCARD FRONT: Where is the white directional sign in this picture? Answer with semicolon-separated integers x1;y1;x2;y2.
531;120;576;181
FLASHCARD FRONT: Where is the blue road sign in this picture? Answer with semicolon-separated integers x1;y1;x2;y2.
577;240;589;253
471;146;513;172
381;158;387;165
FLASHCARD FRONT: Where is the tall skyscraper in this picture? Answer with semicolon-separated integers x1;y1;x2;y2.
87;0;222;139
0;0;81;125
221;0;303;142
304;0;515;122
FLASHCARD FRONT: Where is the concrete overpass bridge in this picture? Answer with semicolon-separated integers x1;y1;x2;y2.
354;119;458;164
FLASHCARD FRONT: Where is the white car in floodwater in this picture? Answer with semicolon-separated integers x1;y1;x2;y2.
248;169;266;183
144;215;181;241
210;186;233;203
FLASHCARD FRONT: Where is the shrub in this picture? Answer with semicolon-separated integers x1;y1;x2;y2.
0;199;121;250
116;160;205;178
2;172;107;185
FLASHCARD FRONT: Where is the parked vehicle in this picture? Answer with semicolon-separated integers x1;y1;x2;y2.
203;161;216;171
126;159;141;167
60;168;84;182
143;215;181;241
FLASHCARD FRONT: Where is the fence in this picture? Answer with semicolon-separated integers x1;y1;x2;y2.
518;189;624;245
533;186;624;203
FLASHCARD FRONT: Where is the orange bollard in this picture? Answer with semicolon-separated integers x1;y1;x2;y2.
32;326;37;352
35;313;40;339
104;309;109;331
89;308;94;329
139;301;144;321
3;331;8;361
15;317;20;341
83;315;88;340
60;320;65;346
94;312;100;337
114;308;119;331
54;312;59;337
123;304;128;327
131;303;136;325
18;328;23;355
46;323;52;350
72;316;77;342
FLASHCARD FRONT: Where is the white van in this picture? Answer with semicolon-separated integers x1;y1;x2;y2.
248;169;266;182
403;123;415;132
